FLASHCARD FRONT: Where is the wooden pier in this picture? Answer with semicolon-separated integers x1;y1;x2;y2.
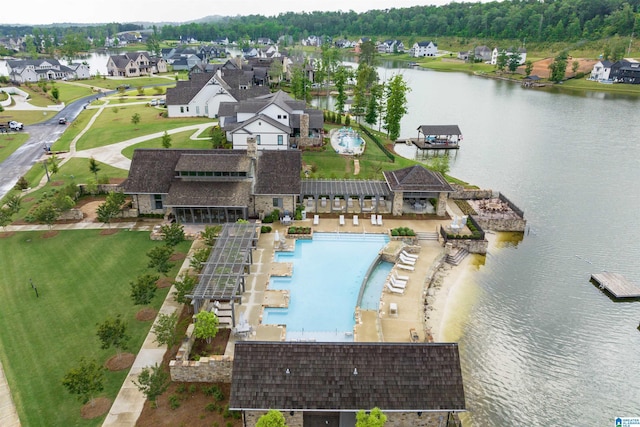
396;138;460;150
591;272;640;298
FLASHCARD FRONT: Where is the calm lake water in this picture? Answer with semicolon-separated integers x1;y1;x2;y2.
394;68;640;426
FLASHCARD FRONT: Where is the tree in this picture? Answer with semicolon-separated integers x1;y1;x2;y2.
507;53;521;72
48;154;60;175
359;40;377;66
5;194;22;214
147;245;175;274
131;113;141;126
548;52;568;82
96;315;130;358
160;223;185;246
429;156;450;176
130;273;160;305
134;363;169;407
333;66;350;115
356;407;387;427
52;192;75;213
152;312;180;348
14;176;29;191
383;74;410;141
210;126;227;149
524;60;533;77
33;201;58;228
161;131;172;149
495;50;508;72
201;225;222;247
0;207;13;230
256;409;287;427
61;358;105;405
193;310;219;343
365;82;383;126
172;273;197;305
268;59;284;87
88;157;101;180
572;60;580;74
97;191;125;226
51;86;59;101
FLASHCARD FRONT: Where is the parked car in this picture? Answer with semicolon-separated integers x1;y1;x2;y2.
158;98;166;105
58;117;67;125
8;120;23;130
149;99;158;106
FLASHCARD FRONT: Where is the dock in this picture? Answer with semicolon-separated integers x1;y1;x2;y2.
396;138;460;150
591;272;640;298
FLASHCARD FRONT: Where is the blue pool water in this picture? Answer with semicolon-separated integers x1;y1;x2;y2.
263;233;389;341
338;135;364;149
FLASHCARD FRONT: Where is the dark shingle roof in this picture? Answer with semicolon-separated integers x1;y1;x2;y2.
417;125;461;136
165;181;251;207
120;149;186;194
383;165;454;193
175;152;251;173
166;73;217;105
229;342;466;412
254;150;301;195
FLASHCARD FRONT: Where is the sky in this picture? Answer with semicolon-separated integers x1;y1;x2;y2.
0;0;465;26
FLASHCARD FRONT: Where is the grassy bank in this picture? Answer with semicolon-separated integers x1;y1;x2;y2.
0;230;190;427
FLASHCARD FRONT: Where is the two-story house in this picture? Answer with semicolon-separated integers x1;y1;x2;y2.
410;41;438;57
106;52;167;77
490;47;527;65
609;59;640;84
590;60;614;82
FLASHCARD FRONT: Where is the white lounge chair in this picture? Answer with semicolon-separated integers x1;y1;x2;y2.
400;250;419;260
321;197;327;207
371;215;377;225
396;263;415;271
377;215;383;226
399;254;416;265
334;198;341;208
313;214;319;225
390;276;407;289
392;271;410;282
339;215;345;226
386;282;404;294
307;197;314;207
353;215;359;225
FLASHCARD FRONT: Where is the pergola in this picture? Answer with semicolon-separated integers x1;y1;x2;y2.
301;179;391;213
187;223;258;326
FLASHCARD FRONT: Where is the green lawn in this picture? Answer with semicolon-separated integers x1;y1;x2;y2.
0;133;30;163
121;129;214;159
56;82;95;103
83;76;176;91
0;109;59;125
0;230;191;427
63;104;212;151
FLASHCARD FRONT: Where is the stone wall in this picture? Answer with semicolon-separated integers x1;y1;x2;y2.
476;218;527;232
449;237;489;254
449;184;493;200
291;136;322;147
58;208;83;220
254;195;296;218
169;356;234;383
437;192;448;216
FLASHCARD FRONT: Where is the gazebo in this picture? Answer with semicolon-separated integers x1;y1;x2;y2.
383;165;455;216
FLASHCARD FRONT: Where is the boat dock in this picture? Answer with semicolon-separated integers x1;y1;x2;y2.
396;138;460;150
591;272;640;298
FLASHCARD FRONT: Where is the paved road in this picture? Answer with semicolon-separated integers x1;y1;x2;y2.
0;93;105;200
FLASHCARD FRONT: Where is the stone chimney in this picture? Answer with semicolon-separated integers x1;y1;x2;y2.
246;137;257;159
300;113;309;138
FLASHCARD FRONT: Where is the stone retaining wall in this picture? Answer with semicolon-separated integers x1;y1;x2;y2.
476;218;527;232
450;238;489;254
169;356;233;383
449;184;493;200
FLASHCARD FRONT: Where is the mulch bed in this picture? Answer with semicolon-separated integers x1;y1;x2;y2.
156;277;173;288
50;180;65;187
100;229;120;236
136;308;158;321
0;232;16;238
41;230;59;239
190;330;230;360
81;397;112;419
169;252;186;262
105;353;135;371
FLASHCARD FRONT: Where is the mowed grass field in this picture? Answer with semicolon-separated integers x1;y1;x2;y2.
0;230;191;427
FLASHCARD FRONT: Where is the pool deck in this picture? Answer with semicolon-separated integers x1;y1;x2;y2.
229;213;455;348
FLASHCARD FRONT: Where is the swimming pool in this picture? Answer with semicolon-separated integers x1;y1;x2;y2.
330;127;366;155
263;233;390;341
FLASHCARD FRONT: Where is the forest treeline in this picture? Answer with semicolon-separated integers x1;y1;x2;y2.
1;0;640;46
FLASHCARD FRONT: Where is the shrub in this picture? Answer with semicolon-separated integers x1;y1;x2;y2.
391;229;399;236
177;383;187;394
14;176;30;190
206;403;217;412
261;225;272;233
169;394;181;410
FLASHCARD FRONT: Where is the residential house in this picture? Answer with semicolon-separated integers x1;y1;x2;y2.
165;67;270;119
6;59;87;83
457;51;469;61
302;35;320;47
377;39;405;54
256;37;273;45
230;342;466;427
610;59;640;84
590;60;613;81
354;37;371;54
473;45;492;62
219;90;323;150
334;39;354;49
120;142;302;222
410;41;438;57
106;51;167;77
169;54;204;71
490;47;527;65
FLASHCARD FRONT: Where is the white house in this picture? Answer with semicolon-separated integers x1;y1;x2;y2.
490;47;527;65
229;115;291;150
590;60;613;81
410;41;437;57
68;63;91;79
6;59;84;83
